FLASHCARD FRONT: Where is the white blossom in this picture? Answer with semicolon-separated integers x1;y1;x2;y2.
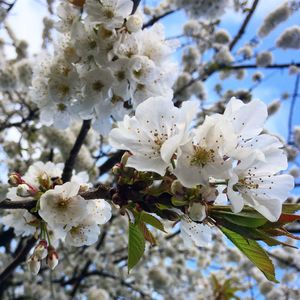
180;217;212;247
258;2;291;38
276;26;300;49
85;0;133;29
173;115;236;187
227;155;294;221
109;96;198;175
39;182;88;229
256;52;273;67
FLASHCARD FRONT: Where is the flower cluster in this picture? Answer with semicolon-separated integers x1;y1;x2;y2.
109;96;294;246
1;162;111;272
30;0;177;134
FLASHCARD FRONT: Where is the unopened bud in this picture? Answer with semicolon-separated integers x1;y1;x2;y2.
121;151;131;166
112;163;123;175
189;202;206;222
79;184;89;193
171;180;185;196
267;100;281;116
294;126;300;148
27;255;41;275
68;0;85;7
8;173;23;187
126;15;143;33
16;184;31;197
34;240;48;260
289;167;299;178
52;177;63;187
47;246;59;270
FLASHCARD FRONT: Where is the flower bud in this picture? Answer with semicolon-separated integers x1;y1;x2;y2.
27;255;41;275
121;151;131;166
160;209;180;221
34;240;48;260
47;246;59;270
126;15;143;33
112;163;123;175
16;184;31;197
170;180;185;196
79;184;89;193
69;0;85;7
294;126;300;148
189;202;206;222
8;173;23;187
267;100;281;116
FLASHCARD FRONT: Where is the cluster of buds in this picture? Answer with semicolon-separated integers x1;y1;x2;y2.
9;173;39;198
27;240;59;274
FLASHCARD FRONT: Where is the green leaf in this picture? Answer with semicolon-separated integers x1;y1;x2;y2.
212;210;267;228
220;226;278;282
171;196;188;207
140;212;166;232
282;204;300;214
138;222;157;246
128;223;145;272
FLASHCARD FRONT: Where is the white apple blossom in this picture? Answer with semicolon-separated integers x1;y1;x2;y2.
30;2;178;134
180;216;212;247
109;96;198;175
39;182;88;229
173;115;237;187
0;209;38;237
85;0;133;29
222;97;268;142
126;14;143;33
65;219;101;247
227;155;294;221
64;198;111;247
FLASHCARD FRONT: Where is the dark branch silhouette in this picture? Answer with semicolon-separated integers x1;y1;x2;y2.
61;119;91;182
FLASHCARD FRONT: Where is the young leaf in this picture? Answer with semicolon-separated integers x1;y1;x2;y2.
282;204;300;214
212;210;267;228
138;221;157;246
128;223;145;272
140;212;166;232
220;226;278;283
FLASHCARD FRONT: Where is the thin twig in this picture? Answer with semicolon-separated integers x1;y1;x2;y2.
143;9;178;29
0;237;36;287
288;74;300;144
174;62;300;99
131;0;141;15
61;119;91;182
229;0;260;51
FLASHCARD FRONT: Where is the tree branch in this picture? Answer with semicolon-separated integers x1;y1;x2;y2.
229;0;259;51
0;199;36;210
0;184;112;210
174;62;300;99
288;74;300;144
143;9;178;29
98;151;124;175
61;119;91;182
268;251;300;272
0;237;36;289
131;0;141;15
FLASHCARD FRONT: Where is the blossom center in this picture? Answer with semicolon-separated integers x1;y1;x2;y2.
190;146;215;167
57;103;67;111
92;81;104;92
57;84;70;97
237;177;259;190
56;197;71;209
104;9;114;19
